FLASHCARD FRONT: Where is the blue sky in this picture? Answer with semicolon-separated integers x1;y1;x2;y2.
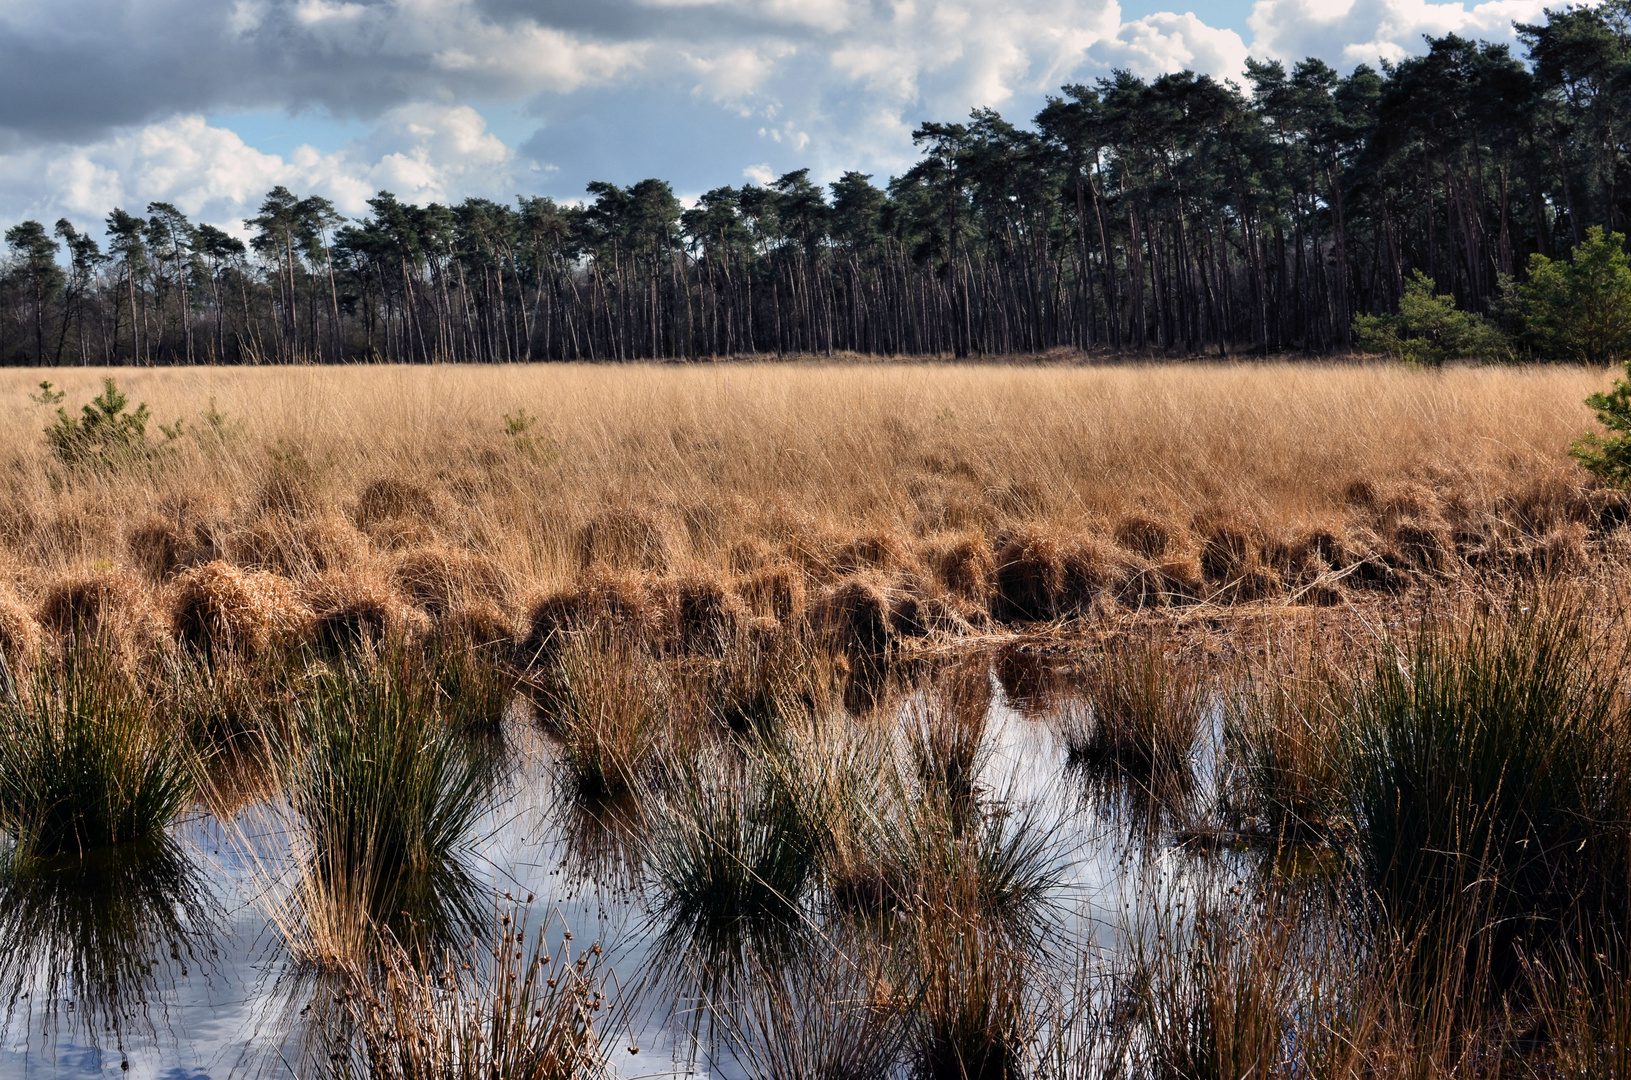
0;0;1569;236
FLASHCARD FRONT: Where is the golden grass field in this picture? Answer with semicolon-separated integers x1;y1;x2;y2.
0;360;1621;658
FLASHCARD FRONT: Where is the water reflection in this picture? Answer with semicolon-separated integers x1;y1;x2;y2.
552;791;646;901
719;932;908;1080
0;836;220;1056
642;755;818;1022
0;646;1351;1079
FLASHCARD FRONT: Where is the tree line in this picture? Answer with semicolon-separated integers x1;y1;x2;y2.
3;3;1631;364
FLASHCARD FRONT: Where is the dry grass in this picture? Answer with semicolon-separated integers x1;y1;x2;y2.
0;358;1617;665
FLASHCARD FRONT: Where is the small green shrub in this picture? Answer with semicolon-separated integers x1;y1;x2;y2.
1571;358;1631;486
1517;226;1631;365
1352;271;1507;365
503;408;559;462
44;378;176;468
28;380;64;406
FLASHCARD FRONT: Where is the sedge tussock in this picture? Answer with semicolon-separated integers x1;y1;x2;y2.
1221;649;1351;846
327;911;617;1080
34;565;166;659
0;363;1615;657
0;647;197;863
170;559;312;659
390;545;504;615
1062;635;1206;782
302;570;432;654
540;628;673;801
0;589;41;669
267;653;493;970
1342;595;1631;985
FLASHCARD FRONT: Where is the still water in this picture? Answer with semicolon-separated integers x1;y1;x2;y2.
0;660;1250;1079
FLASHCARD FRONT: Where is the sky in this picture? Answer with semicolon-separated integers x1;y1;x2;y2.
0;0;1573;239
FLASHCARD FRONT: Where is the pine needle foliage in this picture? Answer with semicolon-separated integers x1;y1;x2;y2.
1352;271;1507;366
1518;226;1631;366
1571;365;1631;485
44;378;167;469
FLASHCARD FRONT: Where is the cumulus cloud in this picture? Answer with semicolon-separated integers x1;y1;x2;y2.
1092;12;1251;78
0;0;1592;235
0;105;516;234
0;0;641;142
1248;0;1558;69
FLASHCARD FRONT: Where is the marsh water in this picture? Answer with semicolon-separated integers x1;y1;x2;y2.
0;655;1256;1079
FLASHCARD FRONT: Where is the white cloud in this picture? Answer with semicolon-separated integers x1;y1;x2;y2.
1248;0;1559;69
0;105;516;235
1092;11;1250;78
686;44;794;102
0;0;1600;234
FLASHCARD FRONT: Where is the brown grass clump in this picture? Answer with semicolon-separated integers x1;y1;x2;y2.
736;564;808;625
1385;519;1455;576
353;475;440;528
542;628;672;800
126;513;220;582
521;573;669;663
831;532;915;576
926;534;995;607
0;589;41;668
435;598;515;649
254;440;325;516
35;566;163;653
1060;538;1132;612
1195;515;1269;595
1221;645;1353;844
1114;514;1178;560
170;561;311;658
301;571;430;651
389;544;502;614
814;576;896;658
993;529;1065;622
1064;635;1207;780
670;573;750;654
228;511;367;578
577;506;676;573
906;916;1029;1080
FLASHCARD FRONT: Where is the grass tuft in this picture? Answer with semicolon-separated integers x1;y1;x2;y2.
645;750;819;985
539;627;672;801
1061;636;1205;782
329;911;615;1080
0;647;196;862
1221;652;1350;845
1343;598;1631;981
274;651;493;966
